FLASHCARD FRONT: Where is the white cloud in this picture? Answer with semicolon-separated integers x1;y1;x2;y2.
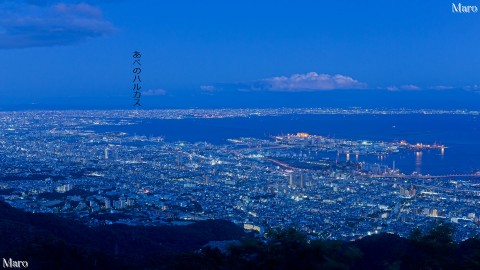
143;89;167;96
386;85;422;91
428;85;455;90
260;72;367;91
399;85;421;91
200;85;216;92
200;72;468;94
464;85;480;91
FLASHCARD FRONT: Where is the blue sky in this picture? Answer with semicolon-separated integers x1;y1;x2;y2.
1;0;480;108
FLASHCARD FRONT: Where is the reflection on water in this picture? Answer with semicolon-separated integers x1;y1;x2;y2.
415;151;423;173
309;149;450;175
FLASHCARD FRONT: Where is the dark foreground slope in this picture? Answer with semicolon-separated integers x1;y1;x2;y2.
2;200;480;270
0;201;245;269
181;227;480;270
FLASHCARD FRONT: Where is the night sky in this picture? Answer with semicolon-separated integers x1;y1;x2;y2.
1;0;480;109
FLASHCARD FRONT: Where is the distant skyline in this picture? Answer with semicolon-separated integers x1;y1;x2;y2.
1;0;480;108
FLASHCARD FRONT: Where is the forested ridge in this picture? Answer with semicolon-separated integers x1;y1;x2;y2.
1;201;480;269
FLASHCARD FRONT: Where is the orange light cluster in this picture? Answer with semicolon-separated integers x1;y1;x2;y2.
296;132;310;138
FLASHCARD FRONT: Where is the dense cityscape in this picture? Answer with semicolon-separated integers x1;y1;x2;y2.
0;109;479;242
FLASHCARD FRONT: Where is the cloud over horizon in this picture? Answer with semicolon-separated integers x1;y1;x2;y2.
143;89;167;96
386;85;422;91
204;72;369;93
200;85;216;92
464;85;480;92
0;1;115;49
261;72;368;91
200;72;479;95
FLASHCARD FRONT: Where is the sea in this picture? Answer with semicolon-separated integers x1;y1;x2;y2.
93;114;480;176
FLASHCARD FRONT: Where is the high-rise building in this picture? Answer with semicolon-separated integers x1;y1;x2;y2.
104;199;111;209
288;171;307;188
